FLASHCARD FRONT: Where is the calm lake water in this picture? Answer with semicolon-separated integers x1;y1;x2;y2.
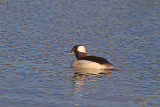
0;0;160;107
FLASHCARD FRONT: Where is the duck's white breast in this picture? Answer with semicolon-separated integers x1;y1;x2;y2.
71;59;108;69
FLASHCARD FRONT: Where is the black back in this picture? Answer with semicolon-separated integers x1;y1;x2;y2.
78;56;112;65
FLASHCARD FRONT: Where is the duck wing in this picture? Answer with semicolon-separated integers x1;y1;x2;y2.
78;56;112;65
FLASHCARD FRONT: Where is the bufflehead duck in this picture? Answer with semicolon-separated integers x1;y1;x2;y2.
67;45;114;69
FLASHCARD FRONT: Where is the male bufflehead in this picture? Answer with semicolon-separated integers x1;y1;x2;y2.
67;45;114;69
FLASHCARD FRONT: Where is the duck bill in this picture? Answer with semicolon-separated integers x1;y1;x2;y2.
66;51;74;54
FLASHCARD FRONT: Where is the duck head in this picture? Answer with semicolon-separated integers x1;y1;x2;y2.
67;45;87;58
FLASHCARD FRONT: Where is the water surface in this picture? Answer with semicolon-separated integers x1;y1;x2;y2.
0;0;160;107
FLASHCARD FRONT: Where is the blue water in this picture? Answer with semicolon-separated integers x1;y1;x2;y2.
0;0;160;107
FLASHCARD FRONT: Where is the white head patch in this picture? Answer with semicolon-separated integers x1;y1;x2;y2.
77;46;86;53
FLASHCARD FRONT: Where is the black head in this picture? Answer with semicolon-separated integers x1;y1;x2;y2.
67;45;87;58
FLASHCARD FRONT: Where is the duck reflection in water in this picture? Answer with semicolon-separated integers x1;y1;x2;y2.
73;67;113;101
